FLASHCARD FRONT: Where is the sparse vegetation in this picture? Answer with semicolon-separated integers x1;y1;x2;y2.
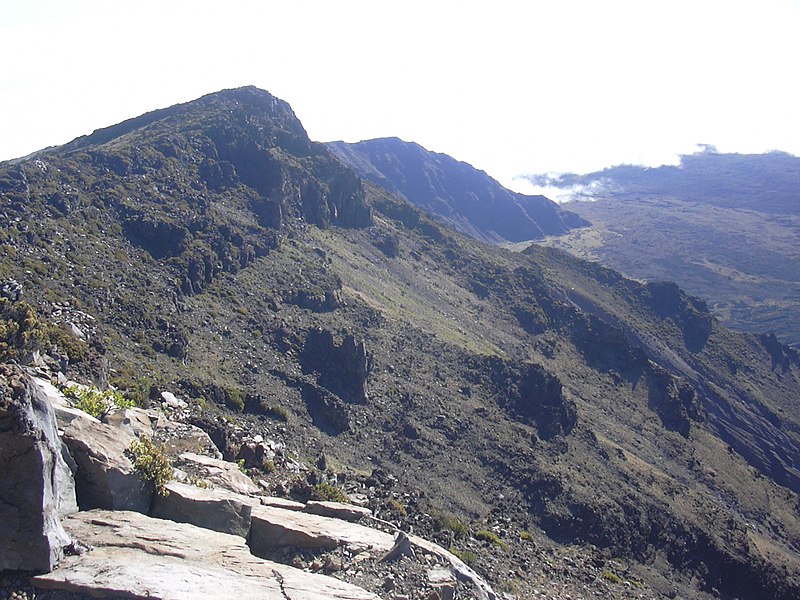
64;385;134;419
312;482;350;504
475;529;507;549
128;437;172;496
602;571;623;584
0;298;45;362
434;512;469;539
448;546;477;566
386;498;407;517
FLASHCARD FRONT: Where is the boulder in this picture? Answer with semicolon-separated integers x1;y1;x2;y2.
150;481;252;538
102;407;154;438
0;366;77;572
409;533;497;600
248;504;395;556
153;418;223;459
304;500;372;522
62;416;151;512
33;509;379;600
175;451;260;495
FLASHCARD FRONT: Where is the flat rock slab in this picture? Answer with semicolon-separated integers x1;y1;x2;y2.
177;451;260;495
249;504;395;555
304;500;372;521
33;510;379;600
150;481;252;537
261;495;306;511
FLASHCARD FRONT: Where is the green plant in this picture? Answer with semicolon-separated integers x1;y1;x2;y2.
263;404;289;422
387;498;407;517
448;546;477;566
519;530;534;542
64;385;134;419
434;512;469;539
602;571;623;584
225;386;245;412
44;322;89;363
475;529;507;549
312;482;349;504
128;437;172;496
237;459;247;473
0;298;45;362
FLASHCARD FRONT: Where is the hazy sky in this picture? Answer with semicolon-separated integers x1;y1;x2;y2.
1;0;798;192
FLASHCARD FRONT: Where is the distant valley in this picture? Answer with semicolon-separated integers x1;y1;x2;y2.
522;150;800;348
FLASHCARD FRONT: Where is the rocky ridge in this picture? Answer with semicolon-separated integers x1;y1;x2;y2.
1;360;495;599
1;87;800;599
327;138;587;244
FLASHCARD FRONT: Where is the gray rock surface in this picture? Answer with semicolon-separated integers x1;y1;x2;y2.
101;407;154;438
0;367;77;572
150;481;252;537
249;503;395;556
176;451;260;495
304;499;373;521
62;416;151;512
32;509;379;600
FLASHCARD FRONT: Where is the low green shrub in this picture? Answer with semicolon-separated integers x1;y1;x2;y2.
475;529;507;549
64;385;134;419
387;498;407;517
448;546;477;566
602;571;623;584
434;512;469;539
128;437;172;496
312;482;349;504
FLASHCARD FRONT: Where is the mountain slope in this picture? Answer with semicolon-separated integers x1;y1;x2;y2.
2;88;800;600
327;137;587;244
524;150;800;347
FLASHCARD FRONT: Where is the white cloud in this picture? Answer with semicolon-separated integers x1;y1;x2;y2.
1;0;798;191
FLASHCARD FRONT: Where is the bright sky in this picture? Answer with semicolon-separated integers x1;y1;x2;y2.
1;0;799;192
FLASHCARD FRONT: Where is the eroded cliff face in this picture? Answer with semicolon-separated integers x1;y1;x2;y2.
327;137;587;244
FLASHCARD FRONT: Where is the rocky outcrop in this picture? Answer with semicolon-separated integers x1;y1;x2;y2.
62;416;151;512
493;361;577;440
304;500;372;522
301;328;374;403
32;509;380;600
175;451;260;495
249;504;395;555
0;366;77;572
646;365;702;437
151;481;253;537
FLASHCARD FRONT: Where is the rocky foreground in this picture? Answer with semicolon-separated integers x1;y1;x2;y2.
0;365;493;599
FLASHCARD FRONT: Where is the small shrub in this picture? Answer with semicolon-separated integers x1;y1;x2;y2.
64;385;134;419
475;529;507;549
0;298;45;362
602;571;623;584
387;498;407;517
312;482;349;504
264;404;289;422
448;546;477;566
520;530;534;542
434;512;469;539
45;323;89;363
225;387;245;412
128;437;172;496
